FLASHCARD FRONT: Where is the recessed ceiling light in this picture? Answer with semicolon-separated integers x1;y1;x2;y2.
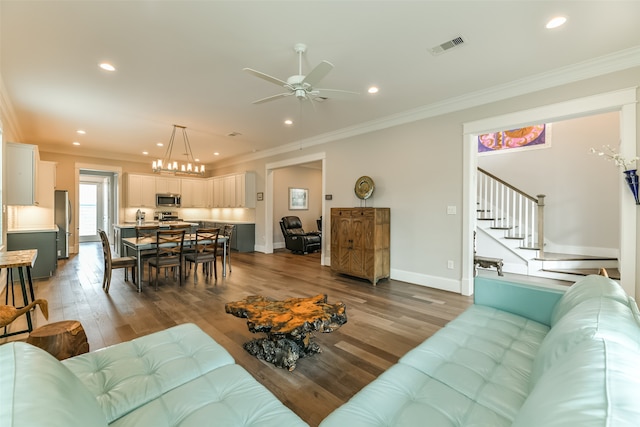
368;86;379;94
76;129;86;135
546;16;567;29
213;152;220;156
72;142;80;146
284;119;293;125
194;158;200;162
156;142;163;147
142;151;148;155
99;62;116;71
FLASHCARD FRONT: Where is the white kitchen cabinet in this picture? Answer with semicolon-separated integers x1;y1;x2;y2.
181;178;207;207
206;178;215;208
210;172;256;208
212;177;224;208
223;175;236;208
6;142;40;205
156;176;181;194
126;174;156;207
236;171;256;208
37;161;57;209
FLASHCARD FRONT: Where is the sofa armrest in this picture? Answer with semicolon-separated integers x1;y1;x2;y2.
474;277;565;327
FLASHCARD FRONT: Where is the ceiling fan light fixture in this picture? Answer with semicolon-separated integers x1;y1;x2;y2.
152;124;204;176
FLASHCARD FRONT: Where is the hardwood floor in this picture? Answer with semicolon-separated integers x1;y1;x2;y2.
2;243;474;427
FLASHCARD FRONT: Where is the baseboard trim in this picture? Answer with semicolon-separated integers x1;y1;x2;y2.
391;268;462;294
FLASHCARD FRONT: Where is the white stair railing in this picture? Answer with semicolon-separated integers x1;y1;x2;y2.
477;168;546;256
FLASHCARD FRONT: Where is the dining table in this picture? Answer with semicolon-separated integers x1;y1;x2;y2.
122;234;229;292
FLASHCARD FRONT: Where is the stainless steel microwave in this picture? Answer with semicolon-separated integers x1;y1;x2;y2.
156;193;181;207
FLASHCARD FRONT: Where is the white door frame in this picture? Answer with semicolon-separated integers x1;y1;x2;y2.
462;87;637;297
265;152;327;264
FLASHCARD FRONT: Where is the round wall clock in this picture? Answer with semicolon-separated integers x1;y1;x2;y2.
354;176;375;200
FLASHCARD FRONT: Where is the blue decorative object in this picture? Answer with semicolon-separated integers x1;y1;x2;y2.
623;169;640;205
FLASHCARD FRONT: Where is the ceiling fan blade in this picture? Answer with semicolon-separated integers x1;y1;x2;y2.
314;88;360;99
243;68;288;87
252;92;293;104
302;60;334;87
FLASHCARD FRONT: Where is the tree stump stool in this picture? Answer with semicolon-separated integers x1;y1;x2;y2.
26;320;89;360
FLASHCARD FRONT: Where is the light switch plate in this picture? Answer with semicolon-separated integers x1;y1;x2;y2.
447;206;456;215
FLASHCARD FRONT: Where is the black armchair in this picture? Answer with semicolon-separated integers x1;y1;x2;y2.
280;216;321;254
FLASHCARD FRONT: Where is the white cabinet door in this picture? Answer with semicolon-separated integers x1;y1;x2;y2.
181;178;207;208
206;178;215;208
156;177;181;194
223;175;236;208
127;174;156;207
37;161;57;209
6;142;39;205
213;177;224;208
235;172;256;208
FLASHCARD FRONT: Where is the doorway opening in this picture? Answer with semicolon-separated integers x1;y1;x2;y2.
75;163;122;255
463;88;637;297
79;177;108;242
265;152;326;265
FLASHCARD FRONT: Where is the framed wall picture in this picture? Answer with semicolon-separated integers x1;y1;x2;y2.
289;188;308;210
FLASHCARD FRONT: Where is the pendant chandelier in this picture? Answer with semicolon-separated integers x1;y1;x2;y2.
152;124;205;176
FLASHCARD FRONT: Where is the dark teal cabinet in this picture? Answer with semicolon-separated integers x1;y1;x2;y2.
7;231;58;279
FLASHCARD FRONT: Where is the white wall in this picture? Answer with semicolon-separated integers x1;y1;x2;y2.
478;112;621;255
273;165;322;247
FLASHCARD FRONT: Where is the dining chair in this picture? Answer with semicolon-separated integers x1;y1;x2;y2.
184;228;219;281
170;223;195;269
218;224;235;273
135;224;159;280
148;229;186;290
98;229;136;294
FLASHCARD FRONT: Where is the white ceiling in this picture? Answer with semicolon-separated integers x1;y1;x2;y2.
2;1;640;166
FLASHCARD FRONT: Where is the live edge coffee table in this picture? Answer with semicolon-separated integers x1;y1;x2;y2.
225;294;347;371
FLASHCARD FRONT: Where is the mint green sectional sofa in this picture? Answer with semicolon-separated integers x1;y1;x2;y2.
1;323;308;427
3;275;639;426
321;275;640;426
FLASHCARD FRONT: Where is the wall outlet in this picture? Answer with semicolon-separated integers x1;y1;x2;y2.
447;260;454;269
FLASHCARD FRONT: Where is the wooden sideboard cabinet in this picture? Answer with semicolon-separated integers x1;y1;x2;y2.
330;207;390;285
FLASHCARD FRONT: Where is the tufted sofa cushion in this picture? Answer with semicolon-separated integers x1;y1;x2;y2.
321;305;549;426
108;364;307;427
62;323;236;423
0;341;108;427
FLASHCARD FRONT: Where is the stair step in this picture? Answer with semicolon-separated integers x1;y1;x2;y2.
504;234;525;240
491;226;513;230
478;217;496;221
541;267;620;280
535;252;617;262
518;244;541;250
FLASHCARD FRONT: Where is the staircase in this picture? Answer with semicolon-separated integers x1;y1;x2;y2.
476;168;619;281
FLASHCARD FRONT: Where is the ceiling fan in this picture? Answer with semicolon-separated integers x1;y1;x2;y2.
243;43;358;105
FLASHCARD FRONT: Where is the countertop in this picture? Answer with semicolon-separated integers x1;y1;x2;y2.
114;221;198;228
8;226;59;233
115;219;255;228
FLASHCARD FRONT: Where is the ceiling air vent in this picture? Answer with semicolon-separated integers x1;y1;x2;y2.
429;35;465;56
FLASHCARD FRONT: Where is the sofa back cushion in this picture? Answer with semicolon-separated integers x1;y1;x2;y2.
513;338;640;427
550;274;629;326
0;342;107;427
531;296;640;388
